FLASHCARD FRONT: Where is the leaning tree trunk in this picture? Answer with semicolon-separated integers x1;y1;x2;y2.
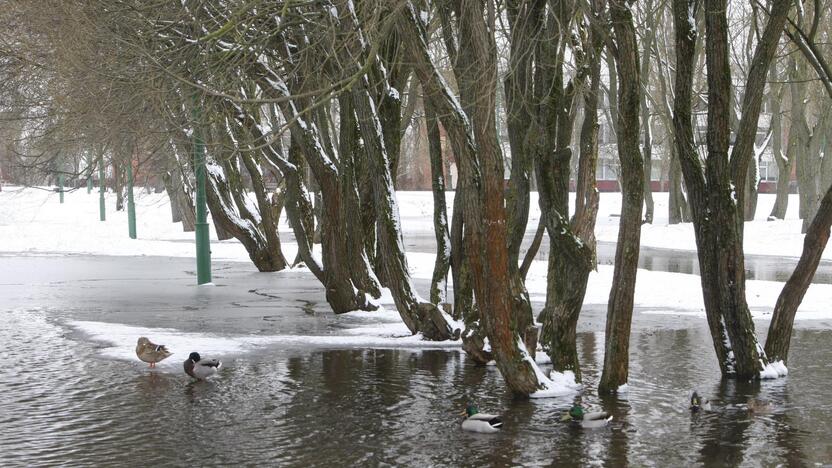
765;184;832;363
204;162;281;272
240;151;288;271
267;79;380;313
599;0;644;393
262;137;326;282
337;6;454;341
336;96;383;299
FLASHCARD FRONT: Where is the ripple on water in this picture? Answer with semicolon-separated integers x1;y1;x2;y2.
1;310;831;466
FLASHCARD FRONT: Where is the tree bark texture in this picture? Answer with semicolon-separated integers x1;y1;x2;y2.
599;0;644;393
503;0;543;268
425;99;452;305
338;4;454;341
765;184;832;363
401;2;542;394
729;0;792;221
670;0;790;379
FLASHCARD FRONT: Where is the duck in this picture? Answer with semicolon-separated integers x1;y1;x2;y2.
747;398;772;414
136;337;172;368
461;405;502;433
561;405;612;428
690;391;712;412
184;352;222;380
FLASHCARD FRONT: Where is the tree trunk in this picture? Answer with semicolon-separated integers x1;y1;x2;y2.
425;98;452;305
654;40;690;225
174;168;196;232
240;151;288;271
768;72;789;219
338;6;454;340
730;0;793;222
671;0;790;379
744;155;759;221
668;144;688;224
265;72;380;312
163;171;182;223
336;96;383;299
519;215;545;280
639;4;657;224
599;0;643;393
114;159;124;211
765;184;832;363
401;2;543;394
533;0;603;382
503;0;542;267
263;138;325;282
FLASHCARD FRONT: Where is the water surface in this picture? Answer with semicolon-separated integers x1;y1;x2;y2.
1;254;830;466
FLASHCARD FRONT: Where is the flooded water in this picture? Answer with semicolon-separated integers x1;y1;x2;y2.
2;254;832;466
402;233;832;285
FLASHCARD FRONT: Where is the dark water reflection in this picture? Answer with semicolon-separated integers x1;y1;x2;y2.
2;308;831;466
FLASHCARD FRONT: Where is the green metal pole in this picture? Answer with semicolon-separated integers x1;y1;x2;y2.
193;104;212;284
127;159;136;239
58;174;64;203
99;159;106;221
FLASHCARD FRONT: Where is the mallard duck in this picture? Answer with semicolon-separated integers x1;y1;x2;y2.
747;398;772;414
184;352;221;380
461;405;502;433
562;405;612;428
690;391;712;412
136;337;172;368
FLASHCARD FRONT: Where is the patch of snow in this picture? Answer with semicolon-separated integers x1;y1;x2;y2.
69;319;462;372
759;360;788;379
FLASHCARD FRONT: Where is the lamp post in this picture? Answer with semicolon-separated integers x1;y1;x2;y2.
127;158;136;239
99;157;106;221
193;102;212;284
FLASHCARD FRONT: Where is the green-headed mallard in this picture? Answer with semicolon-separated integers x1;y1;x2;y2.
690;391;712;412
562;405;612;428
184;352;221;380
136;337;172;368
461;405;502;433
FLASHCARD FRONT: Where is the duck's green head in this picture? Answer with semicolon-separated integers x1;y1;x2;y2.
568;405;585;420
465;405;479;417
691;392;702;408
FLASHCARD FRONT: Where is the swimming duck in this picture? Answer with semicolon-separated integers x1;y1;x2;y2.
690;391;712;412
562;405;612;428
136;337;172;368
184;352;222;380
461;405;502;433
747;398;772;414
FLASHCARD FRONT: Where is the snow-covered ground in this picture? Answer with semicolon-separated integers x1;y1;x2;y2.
1;185;828;323
1;185;821;260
